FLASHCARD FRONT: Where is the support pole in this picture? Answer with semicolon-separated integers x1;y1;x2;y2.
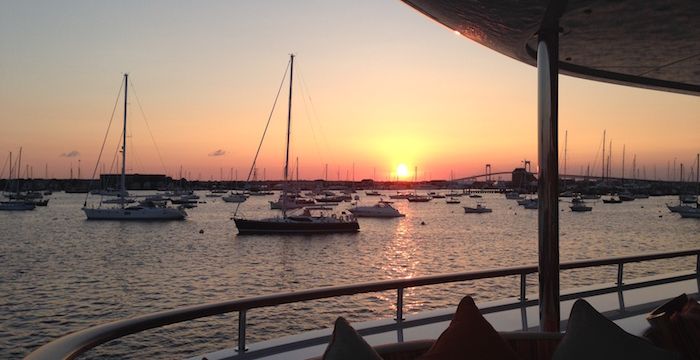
537;28;560;332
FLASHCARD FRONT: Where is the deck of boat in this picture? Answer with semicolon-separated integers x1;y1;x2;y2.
193;272;698;360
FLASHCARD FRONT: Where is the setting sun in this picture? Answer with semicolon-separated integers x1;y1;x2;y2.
396;164;409;179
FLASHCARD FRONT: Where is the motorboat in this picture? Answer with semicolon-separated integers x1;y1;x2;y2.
428;192;445;198
388;192;411;199
222;192;248;203
365;190;381;196
463;203;492;213
680;194;698;203
269;194;315;209
523;199;538;209
468;194;482;198
0;201;35;211
570;202;592;212
580;194;600;200
505;191;523;200
667;203;692;213
445;197;461;204
618;192;635;201
677;206;700;219
407;194;431;202
348;202;405;218
602;196;622;204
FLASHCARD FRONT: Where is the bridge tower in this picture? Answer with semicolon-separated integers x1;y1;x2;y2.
485;164;492;182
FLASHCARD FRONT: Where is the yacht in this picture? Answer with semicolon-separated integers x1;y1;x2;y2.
81;74;187;221
463;203;492;213
602;196;622;204
348;202;405;218
407;194;431;202
233;55;359;235
677;206;700;219
570;202;593;212
222;192;248;203
505;191;523;200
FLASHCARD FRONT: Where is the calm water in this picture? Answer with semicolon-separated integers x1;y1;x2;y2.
1;192;698;358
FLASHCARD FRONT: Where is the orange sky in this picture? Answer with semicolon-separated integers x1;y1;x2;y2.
1;1;698;181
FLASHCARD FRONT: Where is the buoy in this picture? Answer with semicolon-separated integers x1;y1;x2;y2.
420;221;426;225
659;215;662;218
199;229;204;234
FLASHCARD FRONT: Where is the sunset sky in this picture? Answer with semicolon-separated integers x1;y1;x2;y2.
1;1;698;181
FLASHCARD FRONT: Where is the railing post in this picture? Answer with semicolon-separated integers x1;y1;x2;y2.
616;263;624;287
237;310;247;353
519;273;527;302
396;288;404;322
616;263;626;311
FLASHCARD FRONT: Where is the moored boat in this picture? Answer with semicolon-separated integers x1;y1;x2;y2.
348;202;405;218
463;203;492;213
232;55;359;235
81;74;187;221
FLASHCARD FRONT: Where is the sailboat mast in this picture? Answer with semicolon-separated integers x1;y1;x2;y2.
17;147;22;195
282;55;294;218
121;74;128;207
601;130;605;181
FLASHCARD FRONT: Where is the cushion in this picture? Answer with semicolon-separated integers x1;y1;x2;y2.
322;317;382;360
418;296;521;360
553;299;681;360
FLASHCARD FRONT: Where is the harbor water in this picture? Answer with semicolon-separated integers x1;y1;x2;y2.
2;192;698;358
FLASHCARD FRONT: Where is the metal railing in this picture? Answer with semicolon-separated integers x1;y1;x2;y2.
25;248;700;360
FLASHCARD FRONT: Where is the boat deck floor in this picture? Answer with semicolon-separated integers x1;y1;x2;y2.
193;272;698;360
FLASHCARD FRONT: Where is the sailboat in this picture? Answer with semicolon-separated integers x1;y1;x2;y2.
82;74;187;220
0;148;36;211
233;55;359;234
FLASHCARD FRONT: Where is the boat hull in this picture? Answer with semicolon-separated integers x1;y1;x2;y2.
678;208;700;218
83;207;187;220
234;218;359;234
0;202;36;211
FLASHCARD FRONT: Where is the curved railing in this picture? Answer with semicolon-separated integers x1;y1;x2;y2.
25;248;700;360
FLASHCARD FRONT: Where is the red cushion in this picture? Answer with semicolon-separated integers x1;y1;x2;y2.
419;296;520;360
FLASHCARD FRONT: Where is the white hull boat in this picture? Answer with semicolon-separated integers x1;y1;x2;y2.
348;202;405;218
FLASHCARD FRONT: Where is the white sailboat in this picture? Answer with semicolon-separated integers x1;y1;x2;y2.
0;148;36;211
82;74;187;220
233;55;359;234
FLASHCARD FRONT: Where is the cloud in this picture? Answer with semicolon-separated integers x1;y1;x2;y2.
208;149;226;157
60;150;80;157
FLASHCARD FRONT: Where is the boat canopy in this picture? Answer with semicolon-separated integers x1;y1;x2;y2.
402;0;700;95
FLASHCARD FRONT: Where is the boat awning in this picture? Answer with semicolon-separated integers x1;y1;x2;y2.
401;0;700;95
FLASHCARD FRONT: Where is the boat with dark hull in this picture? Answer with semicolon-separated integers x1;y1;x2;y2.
233;55;359;235
234;214;359;234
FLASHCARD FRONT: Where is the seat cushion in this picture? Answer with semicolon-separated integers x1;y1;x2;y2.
322;317;382;360
418;296;521;359
553;298;681;360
